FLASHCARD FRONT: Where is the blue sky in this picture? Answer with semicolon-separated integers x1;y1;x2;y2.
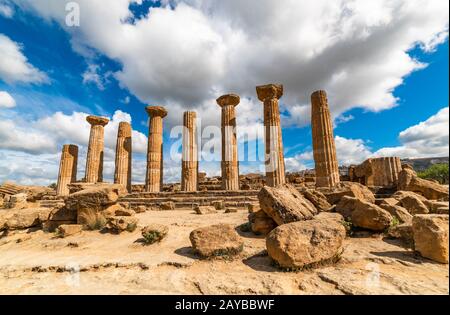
0;0;448;185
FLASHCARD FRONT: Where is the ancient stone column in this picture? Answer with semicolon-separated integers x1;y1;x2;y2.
369;157;403;187
114;122;132;192
85;116;109;183
56;145;78;196
311;90;340;188
256;84;286;187
217;94;240;191
181;111;198;192
145;106;168;192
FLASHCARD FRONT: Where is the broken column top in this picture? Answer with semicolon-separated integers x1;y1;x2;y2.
145;106;168;118
311;90;328;106
118;122;132;137
86;115;109;126
256;84;283;101
62;144;78;154
184;111;197;118
216;94;240;107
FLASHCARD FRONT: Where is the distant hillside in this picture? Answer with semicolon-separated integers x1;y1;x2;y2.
401;157;449;172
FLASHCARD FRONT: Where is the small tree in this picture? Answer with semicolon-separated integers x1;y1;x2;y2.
417;163;449;184
48;183;57;189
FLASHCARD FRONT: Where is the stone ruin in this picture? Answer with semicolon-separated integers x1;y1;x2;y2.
1;85;449;268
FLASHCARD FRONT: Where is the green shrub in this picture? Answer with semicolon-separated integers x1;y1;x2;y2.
417;163;449;184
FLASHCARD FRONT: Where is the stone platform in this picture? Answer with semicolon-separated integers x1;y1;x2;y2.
120;190;259;210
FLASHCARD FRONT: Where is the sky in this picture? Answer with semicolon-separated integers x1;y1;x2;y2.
0;0;448;186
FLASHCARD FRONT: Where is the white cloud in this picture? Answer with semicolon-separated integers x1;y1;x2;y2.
0;91;16;108
0;2;13;18
373;107;449;158
0;34;49;84
14;0;449;128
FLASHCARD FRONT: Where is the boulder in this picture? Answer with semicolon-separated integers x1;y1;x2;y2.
392;190;427;202
4;193;28;209
141;224;169;244
300;189;332;212
247;203;260;213
212;201;225;210
320;182;375;205
56;224;83;238
423;200;449;215
379;202;413;224
115;208;136;217
248;210;277;235
314;212;344;224
190;224;244;258
351;200;393;231
134;206;148;214
387;223;413;244
160;201;175;211
194;206;217;215
1;208;52;231
225;208;238;213
397;194;429;215
335;196;358;220
266;216;346;269
398;167;449;200
258;184;317;225
66;184;125;212
105;216;138;233
412;215;449;264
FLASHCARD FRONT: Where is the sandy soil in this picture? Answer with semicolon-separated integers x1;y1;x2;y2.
0;210;448;295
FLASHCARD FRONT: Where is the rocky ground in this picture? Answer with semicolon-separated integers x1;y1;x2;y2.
0;209;448;295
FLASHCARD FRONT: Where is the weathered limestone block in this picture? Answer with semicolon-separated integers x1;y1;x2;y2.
194;206;217;215
320;182;376;205
258;184;318;225
160;201;175;211
379;202;413;224
350;157;402;187
56;144;78;196
256;84;286;187
299;188;332;212
56;224;83;238
0;208;52;231
351;201;393;231
398;195;429;215
181;111;198;192
424;200;449;214
248;210;277;235
106;216;138;233
190;224;244;258
398;166;449;200
114;122;132;193
217;94;240;191
85;116;109;183
388;223;414;244
145;106;168;193
4;193;28;209
413;215;449;264
142;224;169;244
266;216;346;269
311;90;340;188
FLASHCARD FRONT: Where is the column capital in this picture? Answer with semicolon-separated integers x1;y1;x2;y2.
86;115;109;126
216;94;240;107
146;106;168;118
256;84;283;102
62;144;79;155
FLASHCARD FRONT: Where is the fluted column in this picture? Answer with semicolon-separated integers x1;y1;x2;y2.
114;122;132;192
256;84;286;187
311;90;340;188
85;116;109;183
145;106;168;192
181;111;198;192
56;144;78;196
217;94;240;191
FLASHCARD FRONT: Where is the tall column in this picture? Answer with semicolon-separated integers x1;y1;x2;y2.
217;94;240;191
145;106;168;192
181;111;198;192
256;84;286;187
56;144;78;196
114;122;132;192
311;90;340;188
85;116;109;183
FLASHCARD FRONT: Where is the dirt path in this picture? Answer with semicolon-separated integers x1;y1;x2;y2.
0;210;448;295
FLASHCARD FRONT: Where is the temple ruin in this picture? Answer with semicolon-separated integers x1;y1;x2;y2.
85;115;109;184
56;145;78;196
